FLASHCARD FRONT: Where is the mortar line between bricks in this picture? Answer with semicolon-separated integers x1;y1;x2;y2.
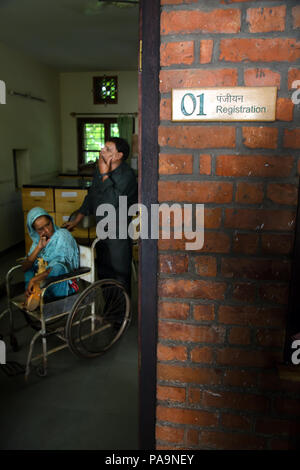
160;1;300;11
158;147;300;155
158;121;299;127
159;175;299;183
160;61;300;72
157;381;273;396
160;32;300;41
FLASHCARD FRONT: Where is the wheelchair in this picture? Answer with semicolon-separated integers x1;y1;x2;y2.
1;238;131;380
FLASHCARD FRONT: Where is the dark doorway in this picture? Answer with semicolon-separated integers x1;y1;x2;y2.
0;0;142;451
138;0;160;450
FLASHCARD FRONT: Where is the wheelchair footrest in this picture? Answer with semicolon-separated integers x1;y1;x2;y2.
0;361;26;377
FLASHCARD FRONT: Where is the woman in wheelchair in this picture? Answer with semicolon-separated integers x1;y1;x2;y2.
23;207;80;303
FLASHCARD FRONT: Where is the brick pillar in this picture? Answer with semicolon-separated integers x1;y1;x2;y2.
156;0;300;450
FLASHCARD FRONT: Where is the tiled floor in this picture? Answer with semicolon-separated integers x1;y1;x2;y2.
0;243;139;450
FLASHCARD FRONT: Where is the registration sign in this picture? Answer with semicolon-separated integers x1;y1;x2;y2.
172;87;277;122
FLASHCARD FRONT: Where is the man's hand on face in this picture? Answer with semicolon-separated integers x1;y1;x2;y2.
98;141;122;176
98;153;112;175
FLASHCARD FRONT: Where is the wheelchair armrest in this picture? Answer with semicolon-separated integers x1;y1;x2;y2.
41;267;91;289
6;264;23;284
5;264;24;299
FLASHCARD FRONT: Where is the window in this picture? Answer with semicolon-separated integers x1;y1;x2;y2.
93;76;118;105
77;118;120;168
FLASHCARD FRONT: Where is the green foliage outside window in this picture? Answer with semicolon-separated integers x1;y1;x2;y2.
82;122;120;165
93;76;118;105
110;123;120;138
100;78;117;101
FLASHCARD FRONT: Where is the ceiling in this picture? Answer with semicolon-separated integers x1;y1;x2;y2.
0;0;139;71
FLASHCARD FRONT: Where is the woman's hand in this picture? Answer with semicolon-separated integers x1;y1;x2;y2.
21;237;47;272
25;268;51;298
37;236;49;250
26;278;38;297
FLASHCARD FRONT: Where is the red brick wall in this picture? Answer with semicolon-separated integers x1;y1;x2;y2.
156;0;300;450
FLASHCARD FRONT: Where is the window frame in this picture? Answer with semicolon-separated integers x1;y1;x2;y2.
93;76;118;105
77;117;119;170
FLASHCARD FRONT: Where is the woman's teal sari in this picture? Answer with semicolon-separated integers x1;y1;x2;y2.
25;207;79;298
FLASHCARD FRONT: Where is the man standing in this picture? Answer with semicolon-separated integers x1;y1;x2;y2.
64;137;137;294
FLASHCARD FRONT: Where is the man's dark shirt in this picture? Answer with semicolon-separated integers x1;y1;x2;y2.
79;160;138;291
79;160;138;224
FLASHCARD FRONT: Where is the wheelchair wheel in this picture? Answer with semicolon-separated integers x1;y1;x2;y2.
65;279;131;359
36;365;47;377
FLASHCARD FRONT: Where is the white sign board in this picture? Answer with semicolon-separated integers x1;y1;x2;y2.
30;191;46;197
61;192;78;198
172;87;277;122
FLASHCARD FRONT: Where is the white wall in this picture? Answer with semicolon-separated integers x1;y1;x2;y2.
60;71;138;172
0;42;61;251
